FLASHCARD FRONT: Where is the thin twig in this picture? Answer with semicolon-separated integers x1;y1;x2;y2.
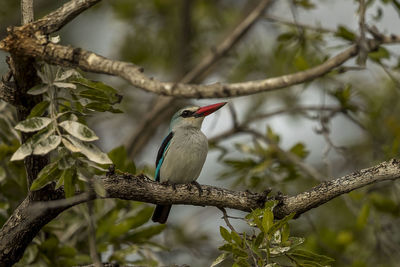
357;0;368;66
218;207;258;266
245;129;325;181
86;202;103;267
264;15;336;34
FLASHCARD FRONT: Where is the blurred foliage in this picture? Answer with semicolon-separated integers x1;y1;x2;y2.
213;201;334;267
1;0;400;267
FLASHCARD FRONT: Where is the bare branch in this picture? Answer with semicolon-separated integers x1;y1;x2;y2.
181;0;273;83
209;105;343;144
35;0;101;34
126;0;274;157
274;159;400;218
34;159;400;218
21;0;34;25
0;35;360;98
2;4;400;99
2;159;400;266
357;0;368;66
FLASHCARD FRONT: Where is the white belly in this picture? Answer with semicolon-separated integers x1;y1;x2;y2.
160;128;208;184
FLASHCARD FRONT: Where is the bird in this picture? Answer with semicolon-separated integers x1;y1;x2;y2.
152;102;227;224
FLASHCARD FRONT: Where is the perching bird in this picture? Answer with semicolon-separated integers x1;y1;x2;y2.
152;102;227;224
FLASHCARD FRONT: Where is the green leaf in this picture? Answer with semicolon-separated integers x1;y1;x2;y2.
59;120;98;141
254;232;264;248
231;231;242;246
109;207;153;238
266;126;280;143
232;247;247;258
335;25;356;41
10;142;32;161
71;77;121;104
281;223;290;243
85;102;123;113
129;207;154;229
64;168;76;198
268;213;295;235
32;135;61;155
27;101;50;119
55;171;64;189
127;225;166;242
210;253;229;267
58;156;76;170
93;178;106;197
0;166;6;182
15;117;52;132
55;69;79;81
368;46;390;63
369;193;399;216
62;138;80;153
220;226;232;242
30;161;61;191
262;209;274;233
10;127;54;161
356;203;370;230
53;82;76;89
66;136;112;164
288;249;335;265
289;143;309;159
56;168;73;190
27;84;49;95
286;236;305;249
108;145;136;174
219;244;233;252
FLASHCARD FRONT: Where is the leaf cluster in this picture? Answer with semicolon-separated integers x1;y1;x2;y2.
213;201;334;267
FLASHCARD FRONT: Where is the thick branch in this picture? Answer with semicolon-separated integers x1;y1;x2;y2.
3;29;399;98
33;159;400;216
0;33;359;98
2;159;400;266
274;159;400;218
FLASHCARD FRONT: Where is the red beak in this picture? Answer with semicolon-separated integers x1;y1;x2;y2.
194;102;227;117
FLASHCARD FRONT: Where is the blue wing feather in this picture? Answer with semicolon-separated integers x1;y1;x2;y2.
155;131;174;182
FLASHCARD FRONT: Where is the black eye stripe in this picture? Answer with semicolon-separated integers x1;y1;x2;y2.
181;110;194;117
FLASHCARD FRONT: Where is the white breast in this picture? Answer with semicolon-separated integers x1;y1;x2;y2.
160;127;208;184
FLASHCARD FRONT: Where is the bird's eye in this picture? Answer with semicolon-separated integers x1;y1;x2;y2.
181;110;192;117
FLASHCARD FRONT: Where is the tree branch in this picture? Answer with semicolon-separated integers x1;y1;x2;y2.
126;0;274;158
1;157;400;266
2;0;400;99
21;0;34;25
274;159;400;218
33;159;400;217
3;28;399;99
0;34;358;98
34;0;101;34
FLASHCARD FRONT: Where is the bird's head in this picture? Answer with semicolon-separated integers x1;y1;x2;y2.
170;102;227;130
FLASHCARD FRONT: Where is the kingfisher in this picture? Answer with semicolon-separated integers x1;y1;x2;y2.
152;102;227;224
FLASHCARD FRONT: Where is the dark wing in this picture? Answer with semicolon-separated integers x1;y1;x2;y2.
155;131;174;182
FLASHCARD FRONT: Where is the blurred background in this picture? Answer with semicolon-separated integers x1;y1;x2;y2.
1;0;400;266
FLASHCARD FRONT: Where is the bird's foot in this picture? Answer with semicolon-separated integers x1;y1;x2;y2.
161;181;177;191
190;181;203;197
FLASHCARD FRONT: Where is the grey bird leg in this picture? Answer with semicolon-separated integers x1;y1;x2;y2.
191;181;203;196
161;180;177;191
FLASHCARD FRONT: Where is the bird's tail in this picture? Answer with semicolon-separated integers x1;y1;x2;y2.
152;205;172;224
